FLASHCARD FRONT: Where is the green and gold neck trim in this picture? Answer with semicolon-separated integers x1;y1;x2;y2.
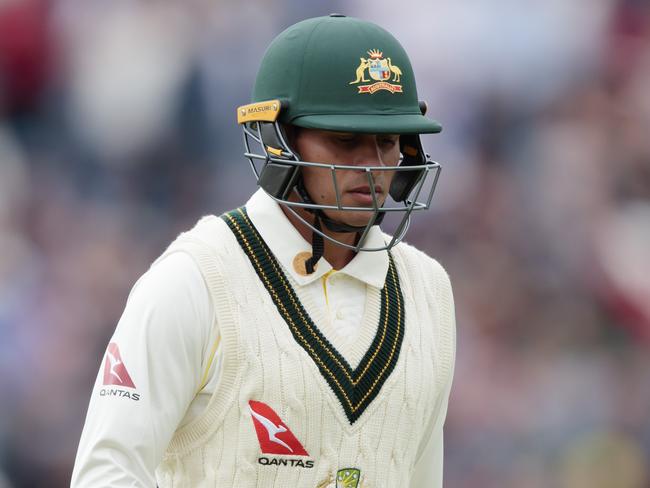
221;207;405;424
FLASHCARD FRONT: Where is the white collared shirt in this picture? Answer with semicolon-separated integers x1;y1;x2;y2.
72;189;441;488
246;189;388;339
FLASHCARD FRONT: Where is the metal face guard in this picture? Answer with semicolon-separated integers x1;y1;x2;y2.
242;120;442;252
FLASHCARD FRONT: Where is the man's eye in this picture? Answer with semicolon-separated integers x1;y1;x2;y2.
336;136;355;143
380;138;398;147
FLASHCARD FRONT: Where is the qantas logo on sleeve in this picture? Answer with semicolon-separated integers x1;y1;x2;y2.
103;343;136;388
248;400;309;457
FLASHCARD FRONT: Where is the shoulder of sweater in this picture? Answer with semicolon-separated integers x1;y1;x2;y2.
165;214;238;255
386;234;450;284
151;214;239;281
142;215;230;299
185;214;230;245
141;251;208;301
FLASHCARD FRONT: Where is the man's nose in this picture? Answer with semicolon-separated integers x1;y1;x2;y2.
353;138;385;167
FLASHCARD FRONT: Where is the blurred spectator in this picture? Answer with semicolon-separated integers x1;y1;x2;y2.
0;0;53;115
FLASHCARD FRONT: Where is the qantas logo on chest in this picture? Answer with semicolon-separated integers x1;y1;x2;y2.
248;400;309;456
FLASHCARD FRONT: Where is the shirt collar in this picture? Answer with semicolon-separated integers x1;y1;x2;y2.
245;189;389;289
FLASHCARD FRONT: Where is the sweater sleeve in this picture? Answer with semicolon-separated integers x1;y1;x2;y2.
71;252;214;488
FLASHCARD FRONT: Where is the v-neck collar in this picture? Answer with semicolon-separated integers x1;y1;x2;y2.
245;189;389;289
221;207;406;425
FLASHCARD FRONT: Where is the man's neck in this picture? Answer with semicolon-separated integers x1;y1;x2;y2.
281;205;356;271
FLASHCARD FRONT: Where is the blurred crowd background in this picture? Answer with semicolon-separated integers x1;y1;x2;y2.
0;0;649;486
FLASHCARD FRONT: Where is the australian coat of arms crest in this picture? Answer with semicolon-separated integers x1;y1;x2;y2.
316;468;367;488
349;49;403;94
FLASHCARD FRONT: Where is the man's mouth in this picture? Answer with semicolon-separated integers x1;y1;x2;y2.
348;184;383;195
347;185;384;205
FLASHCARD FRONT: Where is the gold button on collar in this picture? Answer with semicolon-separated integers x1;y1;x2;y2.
293;251;316;276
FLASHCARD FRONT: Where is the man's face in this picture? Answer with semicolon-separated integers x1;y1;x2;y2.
292;128;401;227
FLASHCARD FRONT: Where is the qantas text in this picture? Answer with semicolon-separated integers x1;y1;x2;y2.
258;457;314;468
100;388;140;401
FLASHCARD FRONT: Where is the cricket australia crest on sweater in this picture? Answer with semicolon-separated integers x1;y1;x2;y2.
317;468;366;488
221;208;405;424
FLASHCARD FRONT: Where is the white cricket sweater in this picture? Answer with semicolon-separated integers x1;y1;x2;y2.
153;208;455;488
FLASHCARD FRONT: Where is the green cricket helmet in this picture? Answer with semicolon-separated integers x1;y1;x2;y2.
237;15;442;267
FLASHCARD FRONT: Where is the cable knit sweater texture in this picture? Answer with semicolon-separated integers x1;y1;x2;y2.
154;214;455;488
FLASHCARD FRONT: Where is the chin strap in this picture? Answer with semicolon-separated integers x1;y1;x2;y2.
304;214;324;274
295;178;384;274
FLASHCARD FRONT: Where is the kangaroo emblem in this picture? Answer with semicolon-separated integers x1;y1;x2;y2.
349;58;370;84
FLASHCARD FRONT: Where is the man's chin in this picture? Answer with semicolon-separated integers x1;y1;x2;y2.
322;209;380;229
